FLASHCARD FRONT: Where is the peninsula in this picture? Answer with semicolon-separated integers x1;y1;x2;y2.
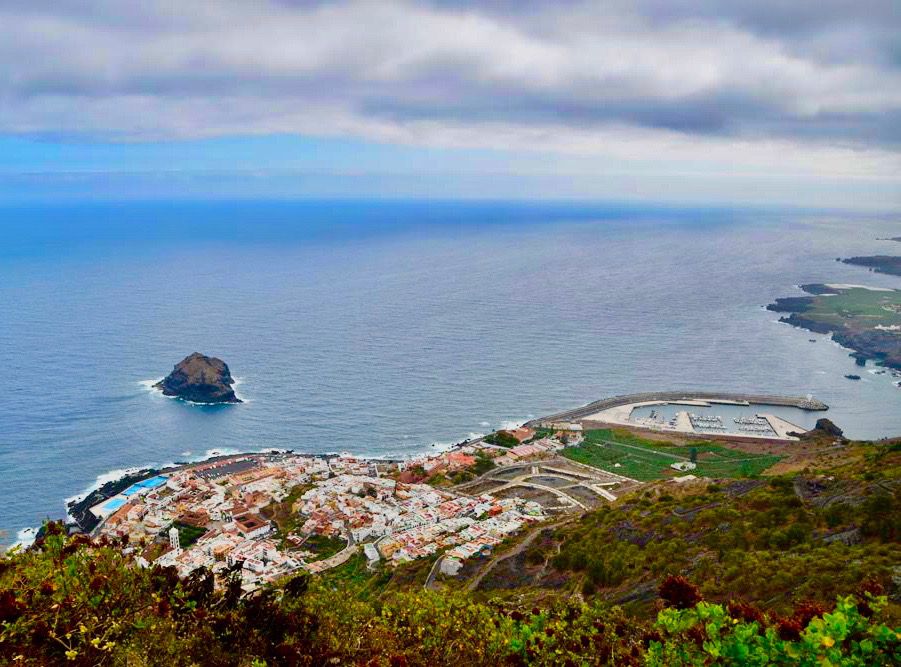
767;284;901;370
154;352;242;404
840;255;901;277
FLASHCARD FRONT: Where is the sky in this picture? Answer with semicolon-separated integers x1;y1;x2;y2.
1;0;899;209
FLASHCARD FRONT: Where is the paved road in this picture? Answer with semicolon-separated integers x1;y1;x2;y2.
424;555;444;590
491;476;589;509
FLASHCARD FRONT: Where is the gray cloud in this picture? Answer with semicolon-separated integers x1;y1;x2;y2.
0;1;898;167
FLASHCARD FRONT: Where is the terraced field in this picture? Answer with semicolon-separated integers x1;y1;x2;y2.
562;429;781;481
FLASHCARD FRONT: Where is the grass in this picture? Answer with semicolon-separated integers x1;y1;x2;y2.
168;522;207;548
318;553;385;593
562;429;781;481
317;552;436;599
802;287;901;328
304;534;347;561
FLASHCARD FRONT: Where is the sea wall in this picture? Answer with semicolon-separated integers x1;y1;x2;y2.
527;391;828;427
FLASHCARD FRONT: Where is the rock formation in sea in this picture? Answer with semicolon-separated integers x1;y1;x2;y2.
813;418;844;438
154;352;242;404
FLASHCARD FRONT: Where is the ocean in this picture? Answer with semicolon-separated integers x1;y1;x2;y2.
1;200;899;544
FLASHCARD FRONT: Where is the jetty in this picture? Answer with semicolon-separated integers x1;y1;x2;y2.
528;391;827;428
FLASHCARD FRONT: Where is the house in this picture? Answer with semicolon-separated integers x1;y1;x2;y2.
445;451;476;470
178;509;209;528
233;513;272;539
505;426;535;443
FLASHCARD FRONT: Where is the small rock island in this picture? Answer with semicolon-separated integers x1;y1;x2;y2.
154;352;242;404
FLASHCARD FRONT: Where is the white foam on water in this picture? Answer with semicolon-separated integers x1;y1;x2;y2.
232;376;249;403
427;440;457;452
65;466;147;507
139;378;165;392
201;447;241;458
60;444;294;525
10;526;38;550
479;421;491;427
140;377;247;405
498;419;527;431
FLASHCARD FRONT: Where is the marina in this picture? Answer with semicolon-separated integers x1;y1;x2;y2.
536;392;825;441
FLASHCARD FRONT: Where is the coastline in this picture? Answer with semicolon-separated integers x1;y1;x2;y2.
9;391;830;548
767;283;901;372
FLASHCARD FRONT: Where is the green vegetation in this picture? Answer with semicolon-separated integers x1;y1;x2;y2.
3;431;898;664
167;522;206;548
524;461;900;615
790;286;901;329
484;430;520;448
648;588;899;666
317;552;383;592
562;429;780;481
1;528;897;665
260;483;314;548
302;533;346;561
769;285;901;369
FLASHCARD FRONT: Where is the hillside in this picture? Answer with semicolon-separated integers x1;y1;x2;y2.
2;434;899;665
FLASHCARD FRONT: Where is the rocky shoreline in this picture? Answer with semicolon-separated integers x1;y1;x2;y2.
840;255;901;277
767;283;901;371
66;468;162;534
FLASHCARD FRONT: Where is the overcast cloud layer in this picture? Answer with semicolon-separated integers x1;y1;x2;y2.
1;0;899;200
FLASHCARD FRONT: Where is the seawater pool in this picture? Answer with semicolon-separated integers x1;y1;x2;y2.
121;475;168;497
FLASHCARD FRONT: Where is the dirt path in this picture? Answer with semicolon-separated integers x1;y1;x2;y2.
465;517;574;592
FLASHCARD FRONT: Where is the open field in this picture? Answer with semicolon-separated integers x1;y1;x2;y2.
562;429;781;481
768;285;901;370
794;286;901;328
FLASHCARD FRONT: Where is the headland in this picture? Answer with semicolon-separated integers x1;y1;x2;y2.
767;283;901;371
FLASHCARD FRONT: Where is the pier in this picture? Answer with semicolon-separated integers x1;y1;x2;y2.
528;391;827;428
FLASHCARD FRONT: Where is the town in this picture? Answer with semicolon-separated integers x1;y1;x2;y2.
89;427;592;590
85;391;827;591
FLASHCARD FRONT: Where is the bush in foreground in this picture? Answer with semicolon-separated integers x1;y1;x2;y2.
1;527;898;665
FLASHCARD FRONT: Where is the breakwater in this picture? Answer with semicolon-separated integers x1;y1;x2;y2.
527;391;828;427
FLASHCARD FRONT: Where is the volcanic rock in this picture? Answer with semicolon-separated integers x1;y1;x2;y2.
154;353;241;404
812;418;844;438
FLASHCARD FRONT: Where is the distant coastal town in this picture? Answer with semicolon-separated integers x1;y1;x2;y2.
55;391;837;592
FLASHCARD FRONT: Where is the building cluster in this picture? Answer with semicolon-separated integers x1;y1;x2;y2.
90;445;549;590
94;453;327;588
493;437;565;466
298;473;543;563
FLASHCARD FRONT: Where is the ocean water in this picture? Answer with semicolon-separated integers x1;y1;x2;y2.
1;200;899;543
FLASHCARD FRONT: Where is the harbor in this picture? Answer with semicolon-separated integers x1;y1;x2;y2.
531;392;827;441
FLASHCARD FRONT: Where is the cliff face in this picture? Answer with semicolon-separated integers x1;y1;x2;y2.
154;352;241;404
